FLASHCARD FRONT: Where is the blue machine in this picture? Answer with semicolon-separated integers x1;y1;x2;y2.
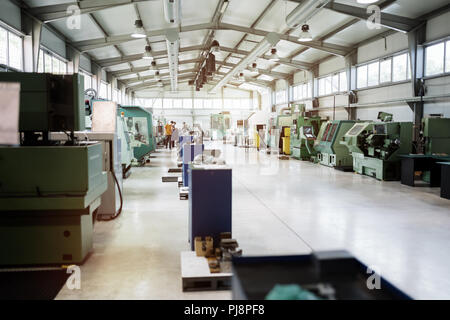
188;164;232;250
182;144;204;187
179;135;193;159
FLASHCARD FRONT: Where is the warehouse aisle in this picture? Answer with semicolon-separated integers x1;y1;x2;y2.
56;142;450;299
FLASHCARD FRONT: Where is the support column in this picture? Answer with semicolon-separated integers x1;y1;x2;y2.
408;23;426;148
67;46;80;74
344;50;357;120
22;16;42;72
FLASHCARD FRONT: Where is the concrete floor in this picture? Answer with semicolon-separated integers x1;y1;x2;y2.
57;142;450;300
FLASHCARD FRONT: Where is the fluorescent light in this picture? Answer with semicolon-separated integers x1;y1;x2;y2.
131;20;146;38
298;24;313;42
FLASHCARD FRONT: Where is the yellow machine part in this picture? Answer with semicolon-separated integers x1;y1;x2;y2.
282;137;291;155
255;132;260;148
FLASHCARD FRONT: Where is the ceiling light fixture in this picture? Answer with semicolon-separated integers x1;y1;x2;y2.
268;48;280;62
150;61;156;70
298;24;313;42
142;45;153;60
238;72;245;82
209;32;280;93
357;0;378;3
131;20;146;38
210;40;220;53
154;71;160;81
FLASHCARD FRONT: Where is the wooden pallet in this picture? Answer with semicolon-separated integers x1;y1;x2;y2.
162;176;179;182
181;251;231;292
168;168;182;173
179;187;189;200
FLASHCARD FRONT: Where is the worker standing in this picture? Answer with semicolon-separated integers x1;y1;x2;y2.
171;122;179;149
165;121;173;149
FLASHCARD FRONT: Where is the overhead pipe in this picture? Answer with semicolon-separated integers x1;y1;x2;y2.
166;29;179;92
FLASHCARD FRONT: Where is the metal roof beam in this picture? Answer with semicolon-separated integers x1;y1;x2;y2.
323;1;422;33
28;0;156;23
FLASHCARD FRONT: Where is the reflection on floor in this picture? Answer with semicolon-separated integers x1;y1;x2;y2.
56;142;450;300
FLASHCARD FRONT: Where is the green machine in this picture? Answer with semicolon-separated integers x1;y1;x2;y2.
420;117;450;182
0;72;107;266
421;117;450;155
117;113;133;178
289;105;323;160
315;120;358;169
341;112;413;180
120;105;155;164
210;112;231;140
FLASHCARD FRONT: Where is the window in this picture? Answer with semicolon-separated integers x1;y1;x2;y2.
446;41;450;73
380;58;392;83
240;98;251;109
112;89;118;103
393;53;408;82
52;56;60;74
173;99;182;108
183;98;192;109
37;49;67;74
357;65;368;88
163;98;173;109
425;42;445;76
332;74;339;93
293;83;311;101
318;78;325;96
212;99;222;109
152;98;162;109
194;99;203;109
0;28;7;65
203;99;212;109
324;76;332;94
99;82;107;99
83;72;92;90
339;71;347;92
0;27;23;70
275;90;287;104
367;61;379;87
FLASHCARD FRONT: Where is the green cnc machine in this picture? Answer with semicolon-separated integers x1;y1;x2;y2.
0;73;107;266
120;105;155;164
314;120;358;169
341;112;413;180
289;105;323;160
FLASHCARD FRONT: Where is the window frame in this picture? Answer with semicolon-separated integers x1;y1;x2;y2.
0;25;24;71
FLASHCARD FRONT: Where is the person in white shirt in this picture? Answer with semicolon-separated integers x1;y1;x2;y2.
171;123;179;148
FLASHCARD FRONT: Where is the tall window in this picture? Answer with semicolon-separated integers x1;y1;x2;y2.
425;42;445;76
357;65;368;88
38;49;67;74
99;82;107;99
380;58;392;83
367;61;379;87
318;72;346;96
356;52;410;89
0;26;23;70
392;53;408;82
0;28;7;65
446;41;450;73
275;90;287;104
194;99;203;109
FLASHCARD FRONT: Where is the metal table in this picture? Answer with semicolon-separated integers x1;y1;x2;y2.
399;154;450;187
